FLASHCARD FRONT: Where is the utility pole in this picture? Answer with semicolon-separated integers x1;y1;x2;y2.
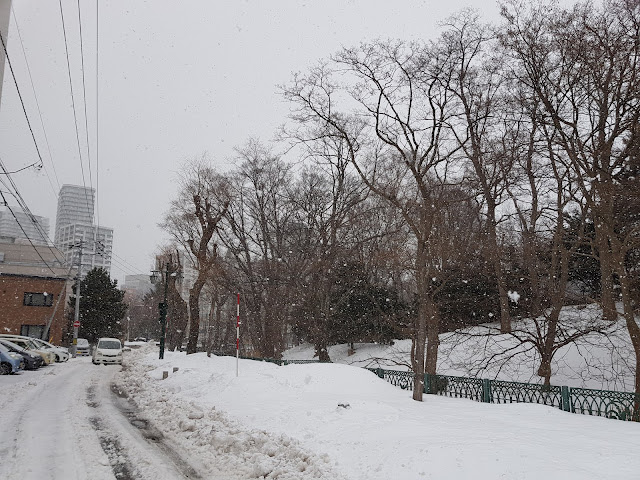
71;242;83;357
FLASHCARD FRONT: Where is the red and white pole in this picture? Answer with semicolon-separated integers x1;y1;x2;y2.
236;293;240;377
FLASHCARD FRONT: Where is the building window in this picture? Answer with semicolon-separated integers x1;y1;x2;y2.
23;292;53;307
21;324;45;338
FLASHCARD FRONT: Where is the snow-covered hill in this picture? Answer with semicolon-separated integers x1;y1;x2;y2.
283;304;635;391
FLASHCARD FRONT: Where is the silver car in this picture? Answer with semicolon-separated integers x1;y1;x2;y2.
76;338;91;356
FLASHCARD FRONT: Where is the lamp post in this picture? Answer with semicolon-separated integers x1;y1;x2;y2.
150;262;170;360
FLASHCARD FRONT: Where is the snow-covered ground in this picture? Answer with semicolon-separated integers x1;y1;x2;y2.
115;344;640;480
0;357;200;480
1;305;638;480
285;304;636;391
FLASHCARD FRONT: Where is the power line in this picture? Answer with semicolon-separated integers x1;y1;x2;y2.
0;26;44;172
0;160;41;174
0;26;64;270
10;5;61;196
0;158;66;265
0;193;59;276
58;0;93;221
95;0;100;229
111;251;148;276
77;0;94;200
110;257;142;277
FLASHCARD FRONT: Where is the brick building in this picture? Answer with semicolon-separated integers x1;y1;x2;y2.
0;273;67;344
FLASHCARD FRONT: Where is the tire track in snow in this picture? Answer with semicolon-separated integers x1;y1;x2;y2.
85;366;204;480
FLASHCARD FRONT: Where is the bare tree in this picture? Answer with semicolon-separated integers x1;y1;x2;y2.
161;157;230;354
283;39;465;400
220;140;297;358
445;11;515;333
202;279;233;356
287;135;369;361
500;0;640;392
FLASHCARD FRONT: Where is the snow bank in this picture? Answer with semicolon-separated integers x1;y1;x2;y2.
117;350;347;480
116;344;640;480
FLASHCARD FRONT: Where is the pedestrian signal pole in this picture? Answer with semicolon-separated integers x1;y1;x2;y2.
159;262;169;359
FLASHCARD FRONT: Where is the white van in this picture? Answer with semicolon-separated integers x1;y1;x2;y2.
92;338;123;365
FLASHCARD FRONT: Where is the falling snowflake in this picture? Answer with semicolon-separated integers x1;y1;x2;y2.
508;290;520;303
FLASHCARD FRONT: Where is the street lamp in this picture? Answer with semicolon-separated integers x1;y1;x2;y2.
150;262;170;360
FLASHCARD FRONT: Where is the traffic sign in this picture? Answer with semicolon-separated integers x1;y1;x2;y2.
73;320;80;328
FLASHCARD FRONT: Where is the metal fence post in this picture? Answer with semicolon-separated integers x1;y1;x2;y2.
561;385;572;412
425;373;434;394
482;379;492;403
375;368;385;379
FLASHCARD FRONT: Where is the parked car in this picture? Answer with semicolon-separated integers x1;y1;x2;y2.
76;338;90;356
0;339;44;370
0;335;56;365
29;338;70;362
92;338;123;365
0;342;24;374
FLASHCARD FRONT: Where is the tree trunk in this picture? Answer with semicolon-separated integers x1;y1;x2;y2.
412;308;427;401
316;344;330;362
537;310;560;387
412;246;429;401
263;311;278;359
595;223;618;322
523;230;542;316
620;272;640;397
186;276;207;354
424;298;440;375
486;207;511;334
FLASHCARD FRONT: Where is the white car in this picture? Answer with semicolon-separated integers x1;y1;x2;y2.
92;338;123;365
29;338;70;362
0;335;56;365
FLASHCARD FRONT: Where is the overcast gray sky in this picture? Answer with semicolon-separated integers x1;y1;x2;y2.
0;0;502;284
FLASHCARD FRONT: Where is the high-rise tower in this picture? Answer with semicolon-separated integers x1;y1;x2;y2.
54;185;95;242
54;185;113;277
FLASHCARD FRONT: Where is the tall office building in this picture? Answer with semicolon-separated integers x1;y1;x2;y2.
54;185;113;277
0;207;50;245
54;185;95;242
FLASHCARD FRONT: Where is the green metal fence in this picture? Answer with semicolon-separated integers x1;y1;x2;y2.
223;355;639;422
489;379;563;408
370;369;639;422
569;386;640;421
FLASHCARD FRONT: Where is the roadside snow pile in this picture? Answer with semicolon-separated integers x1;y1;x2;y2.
116;344;640;480
284;304;636;390
116;348;347;480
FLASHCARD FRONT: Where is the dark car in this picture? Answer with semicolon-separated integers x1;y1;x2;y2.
0;339;44;370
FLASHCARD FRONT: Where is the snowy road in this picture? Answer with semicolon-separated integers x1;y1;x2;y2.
0;358;203;480
5;345;639;480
